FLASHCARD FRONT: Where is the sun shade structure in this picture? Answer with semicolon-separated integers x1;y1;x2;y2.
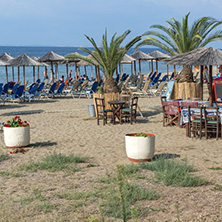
9;54;43;84
32;56;49;81
131;51;154;74
119;54;136;76
148;50;171;74
0;53;14;82
39;51;65;79
165;47;222;105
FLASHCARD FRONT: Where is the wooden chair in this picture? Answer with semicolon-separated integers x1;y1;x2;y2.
162;100;180;127
122;97;138;124
188;106;204;139
204;106;220;140
95;98;112;125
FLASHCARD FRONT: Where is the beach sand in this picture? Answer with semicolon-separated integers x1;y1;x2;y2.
0;93;221;221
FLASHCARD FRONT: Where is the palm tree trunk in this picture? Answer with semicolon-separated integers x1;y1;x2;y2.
179;65;194;82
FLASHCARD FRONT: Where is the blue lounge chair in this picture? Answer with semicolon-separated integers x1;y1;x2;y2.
160;75;168;82
36;82;57;98
1;83;9;95
54;82;65;97
24;84;38;102
1;85;25;104
37;82;45;92
11;83;20;94
74;81;98;98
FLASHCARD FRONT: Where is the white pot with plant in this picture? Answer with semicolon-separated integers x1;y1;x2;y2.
3;116;30;148
125;133;155;162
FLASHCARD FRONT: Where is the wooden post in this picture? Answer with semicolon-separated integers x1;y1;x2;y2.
209;65;213;106
33;66;35;82
174;65;176;74
75;64;78;79
66;63;69;77
131;62;133;75
134;61;136;75
149;61;150;73
23;65;25;85
156;59;158;74
5;66;8;83
167;65;169;79
12;67;14;82
200;66;203;101
37;66;40;80
151;60;153;73
91;66;93;80
139;59;141;75
18;67;20;82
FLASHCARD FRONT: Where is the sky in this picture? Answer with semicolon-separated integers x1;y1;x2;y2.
1;0;222;47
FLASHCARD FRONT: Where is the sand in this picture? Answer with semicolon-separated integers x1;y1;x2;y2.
0;94;221;221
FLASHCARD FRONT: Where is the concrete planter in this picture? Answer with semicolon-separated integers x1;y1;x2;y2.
4;126;30;148
125;133;155;162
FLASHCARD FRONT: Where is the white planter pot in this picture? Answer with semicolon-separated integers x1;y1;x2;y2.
4;126;30;148
125;133;155;162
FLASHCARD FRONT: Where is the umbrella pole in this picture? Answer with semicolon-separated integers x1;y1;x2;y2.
131;63;133;75
139;60;141;76
66;64;68;77
91;66;93;80
119;64;121;82
12;67;14;82
151;60;153;73
5;66;8;83
200;66;203;101
37;66;40;80
23;65;25;85
174;65;176;75
75;64;78;79
156;59;158;74
84;66;87;75
149;61;150;73
209;65;213;106
134;61;136;75
167;65;169;79
33;66;35;82
18;67;20;82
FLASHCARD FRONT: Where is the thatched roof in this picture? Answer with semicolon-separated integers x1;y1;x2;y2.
77;54;99;66
0;59;9;66
165;47;222;66
9;54;43;67
32;56;49;66
130;51;154;60
121;54;136;64
39;51;65;62
0;52;14;62
148;50;171;60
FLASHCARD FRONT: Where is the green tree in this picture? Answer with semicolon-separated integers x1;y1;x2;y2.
137;13;222;82
66;29;141;92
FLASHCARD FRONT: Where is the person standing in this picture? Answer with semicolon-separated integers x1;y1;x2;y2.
44;68;49;80
50;69;55;84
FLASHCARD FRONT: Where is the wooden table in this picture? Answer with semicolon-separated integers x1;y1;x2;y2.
108;100;126;124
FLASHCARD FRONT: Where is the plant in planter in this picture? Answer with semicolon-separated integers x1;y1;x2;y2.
4;116;30;148
65;29;141;93
125;133;155;162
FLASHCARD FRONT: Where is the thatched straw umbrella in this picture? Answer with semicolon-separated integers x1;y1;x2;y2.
32;56;49;81
64;53;80;79
39;51;65;80
77;55;99;80
148;50;171;74
0;53;14;82
120;54;136;79
165;47;222;105
9;54;43;84
130;51;154;75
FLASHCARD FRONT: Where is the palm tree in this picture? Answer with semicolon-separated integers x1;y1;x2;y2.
66;29;141;92
136;13;222;82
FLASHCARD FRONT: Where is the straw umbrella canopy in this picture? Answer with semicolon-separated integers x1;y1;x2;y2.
0;53;14;82
148;50;171;74
9;54;43;84
77;55;99;79
64;52;81;78
120;54;136;77
39;51;65;80
130;51;154;74
32;56;49;81
165;47;222;105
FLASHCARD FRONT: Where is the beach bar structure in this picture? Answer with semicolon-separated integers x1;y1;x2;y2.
165;47;222;106
9;54;43;84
